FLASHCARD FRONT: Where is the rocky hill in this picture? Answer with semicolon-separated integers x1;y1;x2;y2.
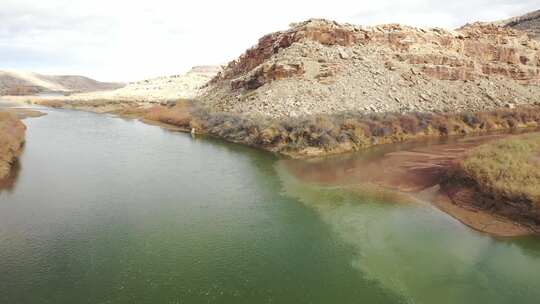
200;19;540;118
499;9;540;40
49;66;221;102
0;70;124;95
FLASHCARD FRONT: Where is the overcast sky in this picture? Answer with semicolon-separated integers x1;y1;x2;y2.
1;0;538;82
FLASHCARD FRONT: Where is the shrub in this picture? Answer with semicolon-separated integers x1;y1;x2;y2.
461;112;480;128
399;114;421;134
144;103;540;156
144;105;192;127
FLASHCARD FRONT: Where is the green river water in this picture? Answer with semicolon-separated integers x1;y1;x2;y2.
1;106;540;303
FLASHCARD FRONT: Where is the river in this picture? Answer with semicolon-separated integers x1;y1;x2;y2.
1;106;540;303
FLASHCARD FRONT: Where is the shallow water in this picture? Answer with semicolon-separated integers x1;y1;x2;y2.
277;165;540;303
1;107;540;303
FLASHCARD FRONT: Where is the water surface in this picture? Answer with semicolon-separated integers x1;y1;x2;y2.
1;107;540;303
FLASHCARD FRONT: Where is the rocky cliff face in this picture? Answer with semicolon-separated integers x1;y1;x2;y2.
201;19;540;118
500;10;540;40
0;112;26;179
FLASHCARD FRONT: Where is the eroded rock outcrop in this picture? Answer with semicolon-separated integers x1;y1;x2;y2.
218;20;358;82
201;19;540;118
498;9;540;40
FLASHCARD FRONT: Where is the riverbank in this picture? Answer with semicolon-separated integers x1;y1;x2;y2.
440;133;540;235
8;97;540;159
0;112;27;179
94;102;540;159
0;103;46;179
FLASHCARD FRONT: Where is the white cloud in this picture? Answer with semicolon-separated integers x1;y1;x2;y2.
0;0;537;81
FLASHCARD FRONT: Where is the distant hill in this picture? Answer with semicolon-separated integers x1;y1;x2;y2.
497;9;540;40
46;66;221;102
0;70;124;96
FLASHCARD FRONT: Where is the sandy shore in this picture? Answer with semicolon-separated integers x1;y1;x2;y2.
433;187;532;237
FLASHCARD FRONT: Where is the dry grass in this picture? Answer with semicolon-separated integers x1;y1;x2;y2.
33;100;66;108
460;133;540;204
143;103;192;128
140;104;540;157
0;112;26;178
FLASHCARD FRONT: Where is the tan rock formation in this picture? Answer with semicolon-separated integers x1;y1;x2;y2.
201;19;540;118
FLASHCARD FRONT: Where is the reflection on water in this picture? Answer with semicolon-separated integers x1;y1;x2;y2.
0;160;21;193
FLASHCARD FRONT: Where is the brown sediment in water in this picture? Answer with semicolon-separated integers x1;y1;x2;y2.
283;134;505;189
283;132;539;236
